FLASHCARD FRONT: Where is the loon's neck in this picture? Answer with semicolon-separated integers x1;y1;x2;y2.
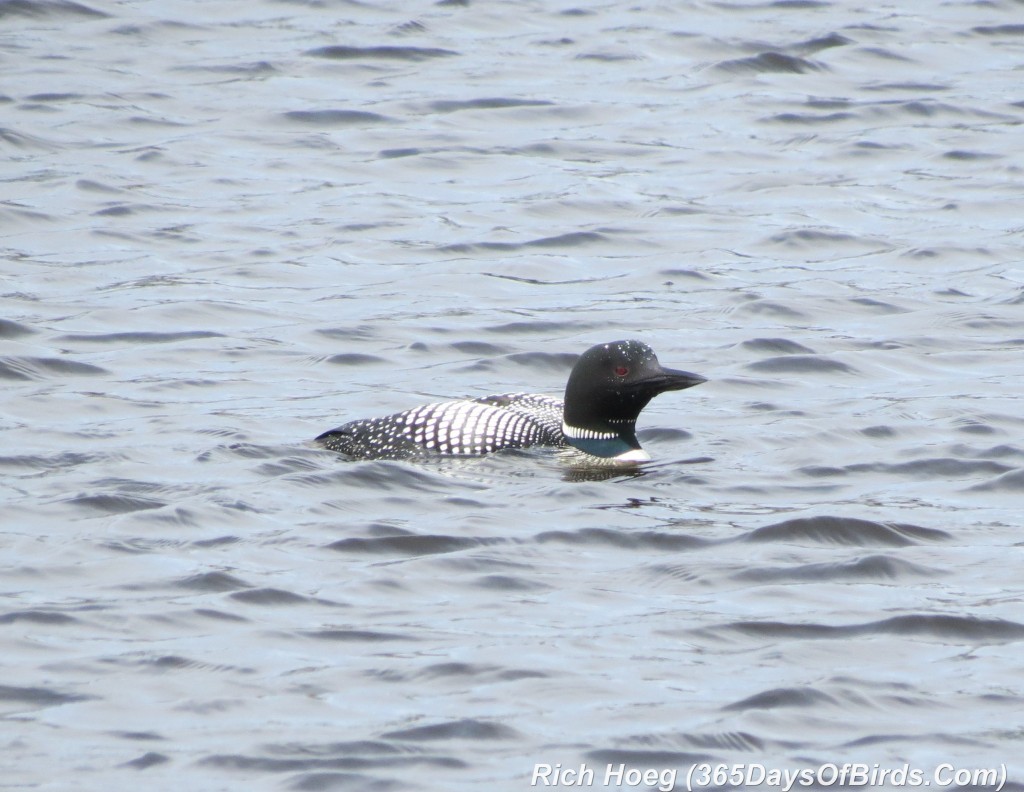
560;419;649;461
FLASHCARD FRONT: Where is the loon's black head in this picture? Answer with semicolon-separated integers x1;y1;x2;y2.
562;340;706;461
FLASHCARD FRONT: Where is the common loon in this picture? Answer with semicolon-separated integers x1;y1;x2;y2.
315;340;706;463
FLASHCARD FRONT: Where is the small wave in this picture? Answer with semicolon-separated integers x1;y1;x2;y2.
732;555;938;583
282;109;393;126
970;469;1024;492
536;528;711;551
325;352;388;366
56;330;224;344
314;325;379;341
972;24;1024;36
229;588;315;606
0;683;91;706
382;719;519;741
439;230;607;253
120;753;169;770
658;267;711;280
305;45;457;61
201;751;459;773
413;662;547;682
766;110;858;124
502;351;577;371
448;340;511;356
0;127;59;150
768;228;884;247
884;100;978;119
25;93;83;103
734;300;806;319
848;297;906;313
303;629;411;643
379;147;421;158
471;574;548;592
0;0;107;19
585;748;707;766
66;493;166;514
943;149;1001;161
174;572;252;592
740;337;815;355
483;320;595;334
638;426;694;443
92;203;163;216
742;516;950;546
255;456;323;477
844;458;1013;478
715;52;821;74
794;33;853;54
639;731;767;752
745;355;858;375
327;534;502;557
116;654;251;673
174;60;276;76
0;318;34;338
863;81;950;92
575;52;643;62
723;686;837;711
0;356;108;381
391;20;426;35
192;608;248;622
701;614;1024;644
0;610;78;625
422;97;554;113
953;443;1024;461
0;451;101;473
321;461;481;493
871;614;1024;642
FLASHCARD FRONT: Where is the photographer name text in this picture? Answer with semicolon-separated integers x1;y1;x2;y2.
530;762;1008;792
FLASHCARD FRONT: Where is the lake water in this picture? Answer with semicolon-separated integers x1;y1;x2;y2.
2;1;1023;790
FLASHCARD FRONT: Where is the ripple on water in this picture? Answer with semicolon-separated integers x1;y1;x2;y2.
302;629;412;643
0;610;79;625
280;110;394;126
0;356;108;380
535;527;711;551
327;534;505;558
0;684;93;710
744;355;858;375
729;554;940;583
229;588;329;606
970;467;1024;492
65;493;167;514
438;230;609;254
0;318;35;338
55;330;224;344
739;338;816;355
695;614;1024;644
0;1;109;20
714;52;824;75
804;458;1014;479
172;571;252;592
418;97;555;113
584;748;708;767
304;45;458;61
199;748;465;774
740;515;951;546
723;686;837;711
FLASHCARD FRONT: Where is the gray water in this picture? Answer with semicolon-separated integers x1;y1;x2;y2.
2;1;1023;790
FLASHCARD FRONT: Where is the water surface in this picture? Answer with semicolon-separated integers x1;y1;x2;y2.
2;1;1023;790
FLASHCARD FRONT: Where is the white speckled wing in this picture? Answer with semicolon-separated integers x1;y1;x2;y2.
317;392;566;460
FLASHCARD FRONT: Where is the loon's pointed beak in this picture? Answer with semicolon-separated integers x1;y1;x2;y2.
643;367;707;393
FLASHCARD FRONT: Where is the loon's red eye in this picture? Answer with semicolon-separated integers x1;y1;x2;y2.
614;366;629;377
